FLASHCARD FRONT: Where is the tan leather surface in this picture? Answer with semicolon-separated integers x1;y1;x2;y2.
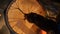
7;0;47;34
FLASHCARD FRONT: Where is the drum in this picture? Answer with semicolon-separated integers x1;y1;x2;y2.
4;0;58;34
5;0;47;34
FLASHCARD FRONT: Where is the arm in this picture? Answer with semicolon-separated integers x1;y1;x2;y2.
25;12;57;31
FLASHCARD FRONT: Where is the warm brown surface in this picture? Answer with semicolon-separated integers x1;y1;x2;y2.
7;0;47;34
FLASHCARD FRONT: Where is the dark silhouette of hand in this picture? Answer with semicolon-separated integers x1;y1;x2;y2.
25;12;57;31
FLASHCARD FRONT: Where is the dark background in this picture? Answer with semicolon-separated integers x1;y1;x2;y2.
0;0;12;34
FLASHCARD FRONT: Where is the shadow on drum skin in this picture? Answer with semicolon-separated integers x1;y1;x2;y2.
16;8;57;32
24;12;57;32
